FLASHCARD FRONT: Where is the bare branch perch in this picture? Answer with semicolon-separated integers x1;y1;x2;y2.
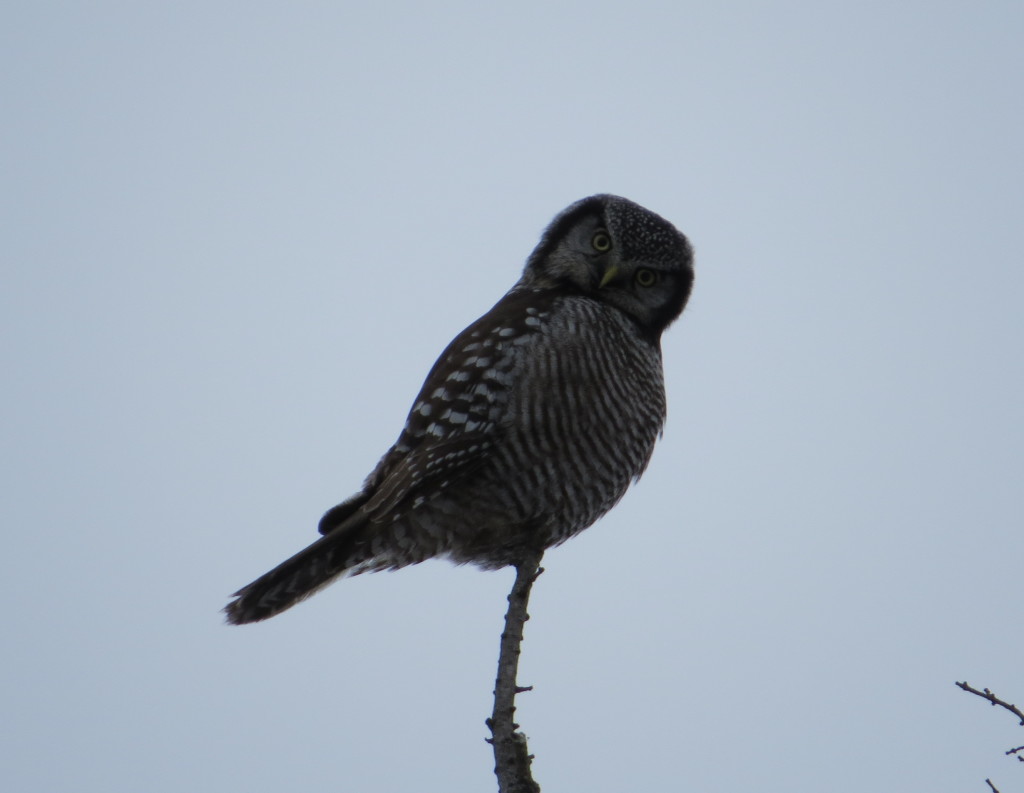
487;548;544;793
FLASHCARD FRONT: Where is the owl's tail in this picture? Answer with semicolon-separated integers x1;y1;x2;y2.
224;520;371;625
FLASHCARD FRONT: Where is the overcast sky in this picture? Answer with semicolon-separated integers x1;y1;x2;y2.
3;3;1023;792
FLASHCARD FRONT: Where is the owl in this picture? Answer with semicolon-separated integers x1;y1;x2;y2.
225;194;694;624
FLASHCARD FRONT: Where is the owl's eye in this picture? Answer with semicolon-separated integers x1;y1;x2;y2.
635;268;657;287
591;231;612;252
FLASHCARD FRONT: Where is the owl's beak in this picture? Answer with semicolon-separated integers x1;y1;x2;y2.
598;264;620;288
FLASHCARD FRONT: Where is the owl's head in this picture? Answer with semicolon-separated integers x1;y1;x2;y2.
521;194;694;336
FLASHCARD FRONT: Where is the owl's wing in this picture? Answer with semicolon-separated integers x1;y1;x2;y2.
359;431;500;522
319;288;549;534
318;412;501;535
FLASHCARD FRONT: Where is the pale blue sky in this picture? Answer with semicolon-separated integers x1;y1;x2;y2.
3;3;1022;791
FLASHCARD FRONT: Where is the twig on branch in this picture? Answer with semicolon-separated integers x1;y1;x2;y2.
957;681;1024;790
486;548;544;793
956;682;1024;726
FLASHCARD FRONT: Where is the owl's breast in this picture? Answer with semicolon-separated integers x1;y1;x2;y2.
491;296;667;541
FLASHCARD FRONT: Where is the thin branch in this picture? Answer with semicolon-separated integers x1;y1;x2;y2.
487;548;544;793
957;681;1024;791
956;681;1024;727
